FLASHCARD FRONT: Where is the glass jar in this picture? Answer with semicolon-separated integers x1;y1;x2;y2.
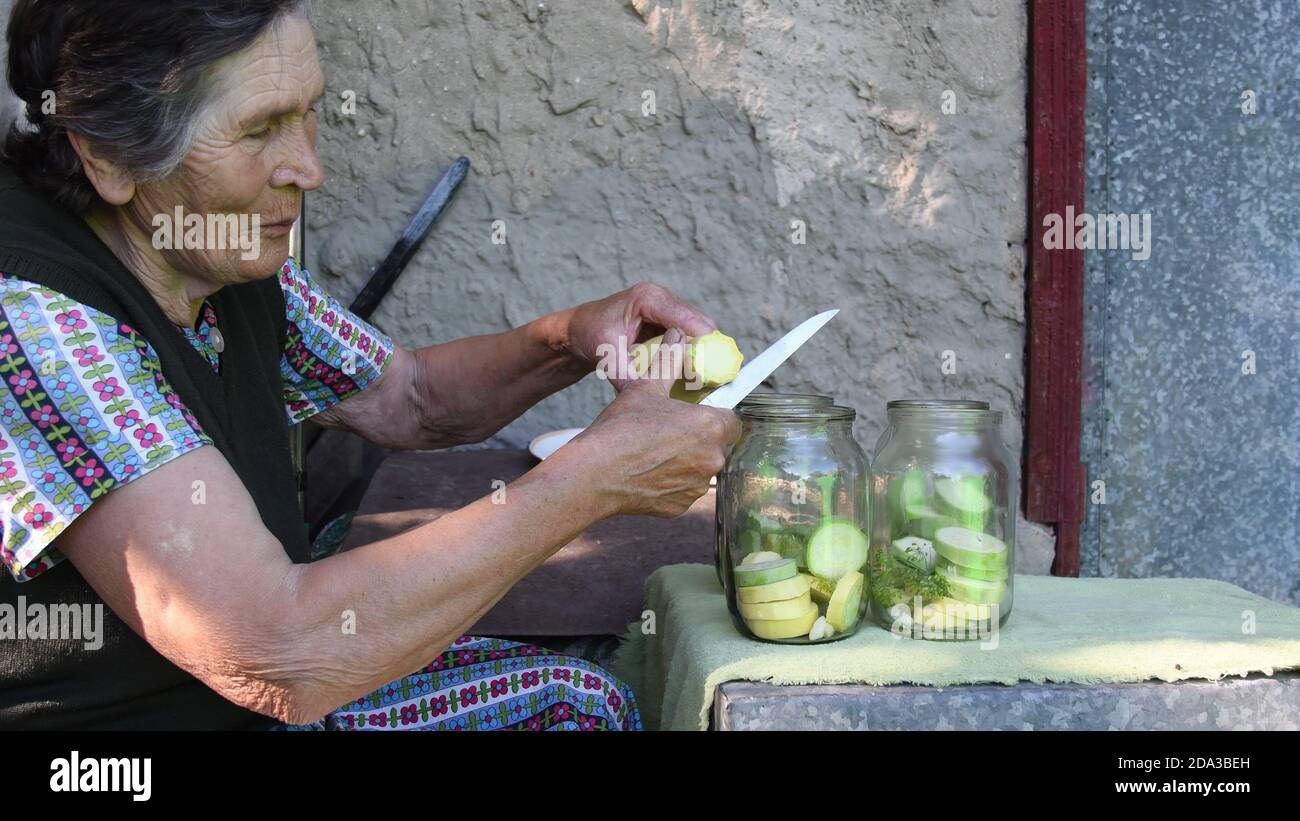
720;405;869;644
868;400;1016;640
714;392;835;585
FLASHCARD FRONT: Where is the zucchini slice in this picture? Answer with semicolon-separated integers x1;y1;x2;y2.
805;519;869;580
934;526;1008;573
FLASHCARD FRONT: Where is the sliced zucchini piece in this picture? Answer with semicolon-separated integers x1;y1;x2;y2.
937;558;1009;582
733;558;798;588
686;330;745;387
826;571;865;632
920;597;995;632
934;476;992;531
739;591;814;621
805;518;869;580
737;574;811;604
933;597;994;620
746;600;819;640
934;526;1008;573
629;331;744;397
938;566;1007;605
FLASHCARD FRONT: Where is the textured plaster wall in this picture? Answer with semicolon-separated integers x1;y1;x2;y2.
1083;0;1300;603
0;0;1046;569
306;1;1047;566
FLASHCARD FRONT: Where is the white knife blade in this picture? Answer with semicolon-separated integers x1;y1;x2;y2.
699;309;839;410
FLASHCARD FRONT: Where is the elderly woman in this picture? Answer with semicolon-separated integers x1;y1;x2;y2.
0;0;738;730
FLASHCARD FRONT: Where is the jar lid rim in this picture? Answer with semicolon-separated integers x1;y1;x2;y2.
739;391;835;402
887;399;990;410
737;404;856;421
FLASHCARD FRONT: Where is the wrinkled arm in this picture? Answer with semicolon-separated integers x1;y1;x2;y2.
312;307;589;449
58;440;612;724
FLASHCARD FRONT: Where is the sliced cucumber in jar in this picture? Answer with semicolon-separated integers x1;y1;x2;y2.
737;574;811;604
746;600;819;640
934;526;1008;573
937;558;1008;582
739;592;814;621
826;570;865;632
805;519;869;581
937;565;1007;605
921;597;995;631
934;476;992;531
733;557;799;587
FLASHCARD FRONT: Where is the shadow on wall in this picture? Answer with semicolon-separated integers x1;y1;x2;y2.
303;0;1047;572
304;0;1029;449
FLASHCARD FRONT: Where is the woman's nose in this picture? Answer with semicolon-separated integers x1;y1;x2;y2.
270;128;325;191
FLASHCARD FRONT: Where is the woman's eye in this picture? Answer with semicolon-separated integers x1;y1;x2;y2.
246;125;272;140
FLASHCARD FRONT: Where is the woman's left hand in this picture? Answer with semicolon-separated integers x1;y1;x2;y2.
564;281;718;391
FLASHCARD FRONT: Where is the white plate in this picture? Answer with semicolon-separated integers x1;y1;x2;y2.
528;427;585;460
527;427;717;485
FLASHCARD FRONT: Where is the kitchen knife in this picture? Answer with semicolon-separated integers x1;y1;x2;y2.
699;309;839;410
530;309;839;460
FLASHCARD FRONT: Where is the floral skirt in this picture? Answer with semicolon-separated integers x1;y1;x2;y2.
277;635;642;731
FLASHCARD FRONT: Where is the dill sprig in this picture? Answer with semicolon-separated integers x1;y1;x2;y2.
868;547;949;608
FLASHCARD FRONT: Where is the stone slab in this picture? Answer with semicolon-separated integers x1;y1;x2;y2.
712;673;1300;731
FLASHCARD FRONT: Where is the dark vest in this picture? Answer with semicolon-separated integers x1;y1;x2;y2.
0;164;313;729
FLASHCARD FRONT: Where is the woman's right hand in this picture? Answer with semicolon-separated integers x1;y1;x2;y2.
562;328;742;518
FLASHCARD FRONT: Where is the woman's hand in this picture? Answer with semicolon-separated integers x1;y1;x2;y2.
558;329;742;518
563;282;717;391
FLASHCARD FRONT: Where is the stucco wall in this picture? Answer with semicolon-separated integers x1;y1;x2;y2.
306;0;1044;565
1;0;1046;569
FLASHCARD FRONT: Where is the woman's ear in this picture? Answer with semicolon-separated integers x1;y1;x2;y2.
67;132;136;206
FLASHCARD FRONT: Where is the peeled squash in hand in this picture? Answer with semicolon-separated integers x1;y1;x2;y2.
630;330;744;402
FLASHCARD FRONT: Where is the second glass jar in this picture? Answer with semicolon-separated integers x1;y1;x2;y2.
720;404;869;644
868;400;1017;640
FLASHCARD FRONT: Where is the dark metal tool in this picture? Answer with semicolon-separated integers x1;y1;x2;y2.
348;155;471;321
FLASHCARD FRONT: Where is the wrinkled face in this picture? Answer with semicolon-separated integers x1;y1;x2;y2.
125;12;325;286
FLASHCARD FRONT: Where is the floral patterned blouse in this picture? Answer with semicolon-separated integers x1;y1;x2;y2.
0;258;394;582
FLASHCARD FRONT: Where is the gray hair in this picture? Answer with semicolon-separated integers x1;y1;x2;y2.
3;0;311;213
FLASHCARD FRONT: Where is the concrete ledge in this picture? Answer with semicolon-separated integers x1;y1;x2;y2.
712;673;1300;730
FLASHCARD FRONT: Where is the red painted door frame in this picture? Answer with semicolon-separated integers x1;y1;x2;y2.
1026;0;1087;576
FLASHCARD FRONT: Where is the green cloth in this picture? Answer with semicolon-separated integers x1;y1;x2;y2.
611;564;1300;731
